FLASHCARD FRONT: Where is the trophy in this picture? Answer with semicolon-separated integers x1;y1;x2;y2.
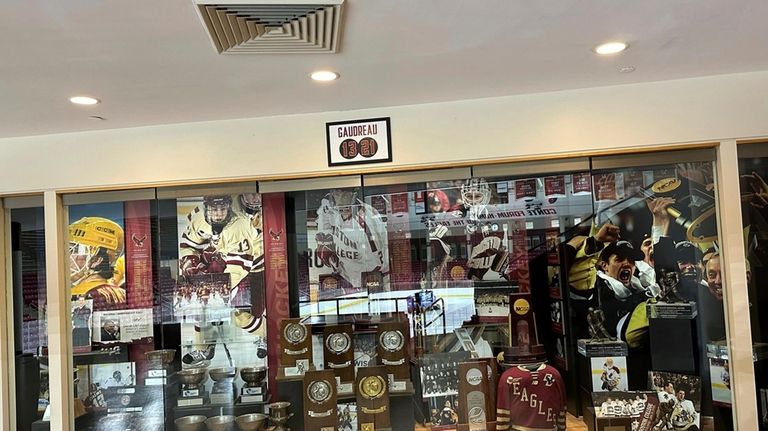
235;413;268;431
205;415;235;431
647;266;698;319
356;366;391;431
303;370;338;431
144;349;176;386
209;367;237;405
279;318;312;378
239;366;268;403
323;324;354;394
174;415;206;431
376;320;411;392
176;368;208;406
587;308;615;342
267;401;293;431
457;361;495;431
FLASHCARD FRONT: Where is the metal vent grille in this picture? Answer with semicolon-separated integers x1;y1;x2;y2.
194;0;344;54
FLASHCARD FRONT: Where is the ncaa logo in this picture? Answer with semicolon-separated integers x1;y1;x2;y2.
465;368;483;386
513;299;530;315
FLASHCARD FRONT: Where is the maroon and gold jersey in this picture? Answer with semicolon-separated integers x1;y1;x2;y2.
496;364;566;431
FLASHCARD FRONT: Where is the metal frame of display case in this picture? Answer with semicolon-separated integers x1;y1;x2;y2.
0;142;762;430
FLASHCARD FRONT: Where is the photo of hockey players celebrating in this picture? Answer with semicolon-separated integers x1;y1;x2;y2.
592;391;653;418
649;371;701;431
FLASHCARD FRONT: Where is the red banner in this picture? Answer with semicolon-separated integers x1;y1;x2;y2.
623;171;645;198
544;176;566;197
571;172;592;195
593;173;618;201
124;200;153;310
515;179;537;200
262;193;289;398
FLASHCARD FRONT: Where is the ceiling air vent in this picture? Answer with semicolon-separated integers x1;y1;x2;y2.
194;0;344;54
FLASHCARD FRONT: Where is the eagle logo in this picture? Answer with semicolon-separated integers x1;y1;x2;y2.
131;234;147;248
269;228;283;241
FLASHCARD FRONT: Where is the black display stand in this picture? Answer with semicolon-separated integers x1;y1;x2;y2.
276;376;303;431
648;304;699;374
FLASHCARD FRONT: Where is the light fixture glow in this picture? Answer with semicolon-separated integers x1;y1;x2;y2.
310;70;339;82
69;96;100;105
594;42;628;55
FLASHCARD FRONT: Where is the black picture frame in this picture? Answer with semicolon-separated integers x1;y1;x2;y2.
326;117;392;167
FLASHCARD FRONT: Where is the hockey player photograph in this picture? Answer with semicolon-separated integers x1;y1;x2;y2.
312;188;389;298
68;210;127;310
592;356;628;392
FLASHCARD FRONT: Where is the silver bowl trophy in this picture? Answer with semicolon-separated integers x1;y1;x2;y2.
266;401;292;431
205;415;236;431
174;415;207;431
239;366;268;403
209;367;238;405
235;413;268;431
176;368;208;406
145;349;176;386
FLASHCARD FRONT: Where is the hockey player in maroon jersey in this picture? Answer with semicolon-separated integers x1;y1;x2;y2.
496;362;567;431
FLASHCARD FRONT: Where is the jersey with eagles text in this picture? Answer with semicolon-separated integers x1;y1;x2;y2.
496;364;566;431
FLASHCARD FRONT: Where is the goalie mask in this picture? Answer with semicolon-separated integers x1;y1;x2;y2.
329;189;358;221
239;193;262;216
461;178;491;208
204;195;233;234
69;217;124;282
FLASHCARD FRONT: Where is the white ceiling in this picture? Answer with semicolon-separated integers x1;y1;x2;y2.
2;0;767;139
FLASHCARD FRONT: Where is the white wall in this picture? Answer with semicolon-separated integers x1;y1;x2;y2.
3;70;768;194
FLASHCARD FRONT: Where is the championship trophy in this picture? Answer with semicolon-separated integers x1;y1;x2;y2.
267;401;293;431
239;366;268;404
577;307;628;358
144;349;176;386
209;367;237;405
302;370;338;431
376;320;411;392
279;318;312;378
323;324;355;395
355;366;391;431
457;361;495;431
176;368;208;406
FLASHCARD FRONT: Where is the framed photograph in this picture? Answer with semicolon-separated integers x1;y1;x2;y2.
591;357;628;392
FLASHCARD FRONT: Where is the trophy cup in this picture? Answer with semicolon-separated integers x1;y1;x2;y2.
235;413;268;431
267;401;293;431
209;367;237;405
144;349;176;386
205;415;235;431
239;366;268;403
176;368;208;406
174;415;207;431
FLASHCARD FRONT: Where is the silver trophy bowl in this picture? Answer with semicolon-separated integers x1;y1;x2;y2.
209;366;238;382
145;349;176;368
177;368;207;389
205;415;236;431
240;366;267;387
235;413;267;431
174;415;207;431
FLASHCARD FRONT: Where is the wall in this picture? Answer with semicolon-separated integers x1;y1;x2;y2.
2;70;768;194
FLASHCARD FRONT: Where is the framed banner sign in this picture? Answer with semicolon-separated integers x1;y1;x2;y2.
326;117;392;166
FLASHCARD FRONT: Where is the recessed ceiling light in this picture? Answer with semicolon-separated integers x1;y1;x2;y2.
69;96;100;105
594;42;628;55
310;70;339;82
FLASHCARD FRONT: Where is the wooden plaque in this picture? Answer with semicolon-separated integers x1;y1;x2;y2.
355;366;391;431
376;321;410;383
279;318;312;368
323;324;355;383
458;361;494;431
303;370;338;431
